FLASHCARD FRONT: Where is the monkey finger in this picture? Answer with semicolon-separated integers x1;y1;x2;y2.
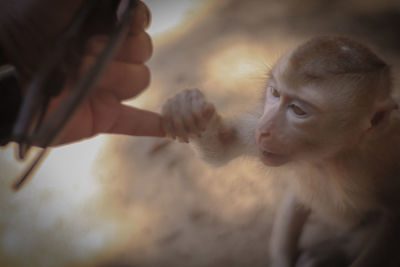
188;93;205;136
172;119;189;143
190;91;210;131
202;102;216;120
182;116;199;139
176;93;192;142
181;91;202;136
161;101;177;139
170;100;189;142
185;120;202;138
181;90;203;137
180;108;198;136
161;115;175;140
197;102;216;131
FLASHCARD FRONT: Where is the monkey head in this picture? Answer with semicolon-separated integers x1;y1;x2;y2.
255;36;397;167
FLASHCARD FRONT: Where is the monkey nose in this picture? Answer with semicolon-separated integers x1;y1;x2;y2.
258;132;271;144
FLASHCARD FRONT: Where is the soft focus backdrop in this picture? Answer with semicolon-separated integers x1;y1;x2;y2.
1;0;400;266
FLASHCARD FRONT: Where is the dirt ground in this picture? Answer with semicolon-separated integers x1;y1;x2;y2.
1;0;400;266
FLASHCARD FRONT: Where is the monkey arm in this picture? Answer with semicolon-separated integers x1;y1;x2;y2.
269;191;310;267
162;88;261;166
189;114;241;166
351;213;400;267
190;110;260;166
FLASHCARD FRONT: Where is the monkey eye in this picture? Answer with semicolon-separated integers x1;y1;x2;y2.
269;86;280;98
289;104;307;116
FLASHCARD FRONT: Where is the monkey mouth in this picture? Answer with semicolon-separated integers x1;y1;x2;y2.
262;150;279;157
259;149;288;167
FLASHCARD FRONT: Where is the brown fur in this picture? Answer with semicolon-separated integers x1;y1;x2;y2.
162;36;400;267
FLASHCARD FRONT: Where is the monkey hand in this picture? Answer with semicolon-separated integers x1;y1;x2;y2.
161;88;220;143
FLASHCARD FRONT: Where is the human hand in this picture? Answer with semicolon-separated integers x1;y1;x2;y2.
0;0;165;145
51;1;166;145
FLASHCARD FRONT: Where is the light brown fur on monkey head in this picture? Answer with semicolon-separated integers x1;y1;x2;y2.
257;36;399;168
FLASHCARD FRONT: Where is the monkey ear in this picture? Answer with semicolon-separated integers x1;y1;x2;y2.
367;98;398;131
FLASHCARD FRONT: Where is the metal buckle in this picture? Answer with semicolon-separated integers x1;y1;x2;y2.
9;0;138;190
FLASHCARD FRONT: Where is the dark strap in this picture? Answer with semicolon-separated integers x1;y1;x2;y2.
0;59;21;146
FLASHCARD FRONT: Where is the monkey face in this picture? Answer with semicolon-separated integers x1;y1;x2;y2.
256;79;367;166
255;83;313;166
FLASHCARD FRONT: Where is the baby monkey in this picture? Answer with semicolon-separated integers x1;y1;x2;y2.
161;36;400;267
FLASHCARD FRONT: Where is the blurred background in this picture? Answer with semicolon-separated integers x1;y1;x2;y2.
1;0;400;266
